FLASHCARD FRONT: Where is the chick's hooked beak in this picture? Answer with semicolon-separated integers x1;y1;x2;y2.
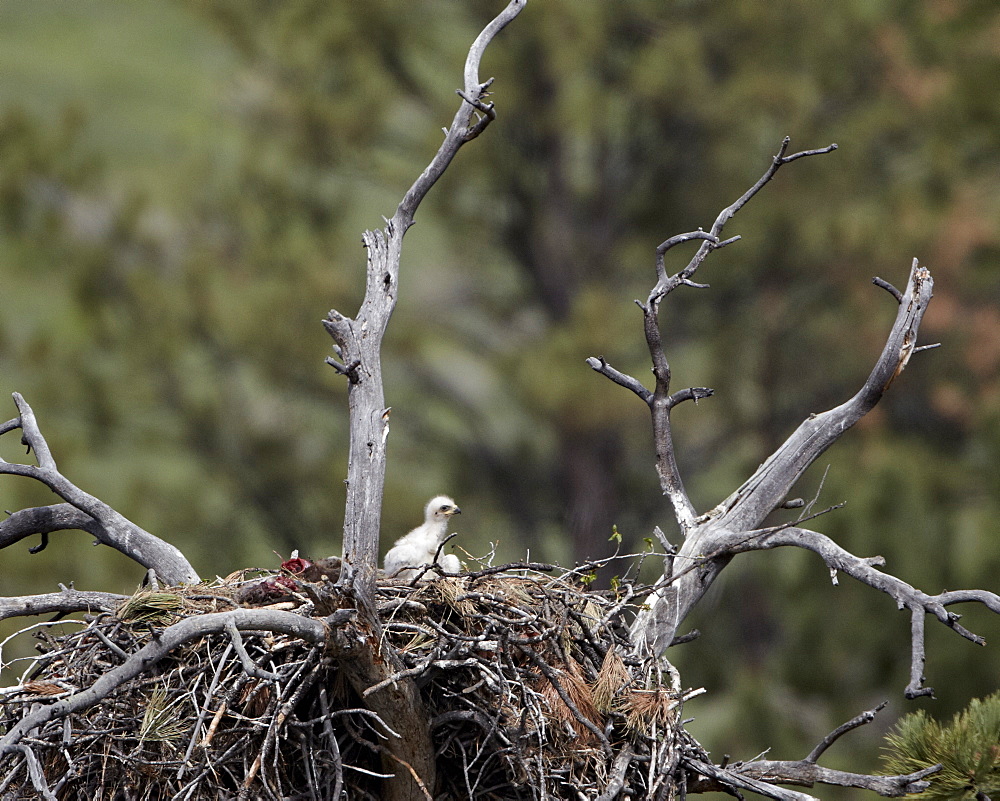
447;505;461;516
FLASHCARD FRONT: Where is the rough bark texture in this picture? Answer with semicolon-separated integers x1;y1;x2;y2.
318;4;527;795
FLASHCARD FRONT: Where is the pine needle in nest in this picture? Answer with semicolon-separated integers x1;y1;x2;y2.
620;687;680;734
592;649;631;714
0;568;690;800
138;686;189;747
117;591;184;625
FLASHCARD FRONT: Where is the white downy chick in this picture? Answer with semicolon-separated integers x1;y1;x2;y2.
384;496;462;580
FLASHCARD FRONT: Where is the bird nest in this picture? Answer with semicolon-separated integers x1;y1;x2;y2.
0;565;701;800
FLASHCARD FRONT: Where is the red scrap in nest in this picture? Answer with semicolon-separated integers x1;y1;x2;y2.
281;556;312;575
282;554;342;583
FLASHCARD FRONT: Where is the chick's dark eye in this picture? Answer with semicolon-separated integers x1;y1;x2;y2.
439;506;449;513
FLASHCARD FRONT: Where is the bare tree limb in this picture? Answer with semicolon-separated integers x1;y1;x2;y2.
684;520;1000;697
12;396;54;469
585;356;652;403
0;394;200;585
687;757;820;801
687;704;938;798
804;702;887;763
324;0;525;596
651;138;836;305
712;257;933;532
631;256;936;658
590;138;836;537
872;275;904;303
0;588;128;622
731;760;939;797
0;504;104;552
667;387;715;409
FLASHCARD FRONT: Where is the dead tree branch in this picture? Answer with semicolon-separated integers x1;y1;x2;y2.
0;503;104;553
589;138;836;534
0;393;200;585
587;136;995;686
711;257;933;532
687;704;939;799
0;587;127;622
804;702;887;763
732;760;940;797
725;705;941;796
323;0;525;596
727;525;1000;697
627;255;943;657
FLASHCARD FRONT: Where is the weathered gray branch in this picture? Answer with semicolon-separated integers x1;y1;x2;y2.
0;587;128;622
0;503;104;552
727;525;1000;697
585;356;653;403
710;258;933;532
804;701;887;763
590;139;835;534
687;758;819;801
630;258;935;657
728;759;939;797
726;704;940;795
651;138;837;305
688;703;939;798
625;243;997;699
0;394;200;585
324;0;525;596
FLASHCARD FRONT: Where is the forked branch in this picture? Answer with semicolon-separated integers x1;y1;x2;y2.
728;524;1000;697
589;138;836;533
651;137;837;305
610;138;963;670
687;704;939;799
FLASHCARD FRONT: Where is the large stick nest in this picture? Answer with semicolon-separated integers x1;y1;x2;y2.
0;566;702;800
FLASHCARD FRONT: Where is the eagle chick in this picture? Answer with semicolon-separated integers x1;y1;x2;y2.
384;495;462;580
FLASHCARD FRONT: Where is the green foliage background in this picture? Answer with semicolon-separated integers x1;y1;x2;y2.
1;0;998;792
